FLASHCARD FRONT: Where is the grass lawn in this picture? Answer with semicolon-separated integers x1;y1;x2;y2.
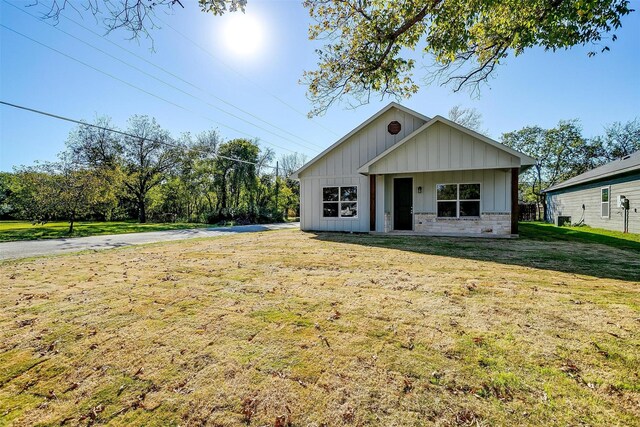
519;221;640;252
0;221;210;242
1;225;639;426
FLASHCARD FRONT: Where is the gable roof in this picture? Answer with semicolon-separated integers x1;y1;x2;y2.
290;102;430;179
357;115;536;174
544;150;640;192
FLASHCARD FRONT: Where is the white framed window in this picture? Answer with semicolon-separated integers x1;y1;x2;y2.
322;186;358;218
601;186;610;218
436;183;481;218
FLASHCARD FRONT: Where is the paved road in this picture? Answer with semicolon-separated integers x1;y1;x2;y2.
0;223;299;261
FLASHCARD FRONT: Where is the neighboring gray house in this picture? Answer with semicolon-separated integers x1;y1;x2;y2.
545;151;640;234
291;103;536;236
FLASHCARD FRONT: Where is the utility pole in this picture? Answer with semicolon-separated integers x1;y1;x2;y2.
275;161;279;219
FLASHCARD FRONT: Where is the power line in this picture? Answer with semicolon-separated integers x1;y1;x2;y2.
3;0;324;153
0;100;276;169
0;23;299;154
155;15;341;137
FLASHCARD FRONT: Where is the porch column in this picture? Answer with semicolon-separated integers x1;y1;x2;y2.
369;174;376;231
511;167;519;234
375;175;386;232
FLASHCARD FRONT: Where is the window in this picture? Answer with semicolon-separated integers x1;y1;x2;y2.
323;186;358;218
601;187;610;218
436;183;481;218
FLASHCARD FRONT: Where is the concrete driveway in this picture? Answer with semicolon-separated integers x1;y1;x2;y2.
0;223;299;261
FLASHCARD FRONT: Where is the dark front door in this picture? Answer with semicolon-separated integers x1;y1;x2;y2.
393;178;413;230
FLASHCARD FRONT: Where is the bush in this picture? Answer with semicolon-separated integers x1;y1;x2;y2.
205;209;284;225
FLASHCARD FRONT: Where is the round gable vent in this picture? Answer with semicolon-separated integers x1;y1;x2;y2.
387;121;401;135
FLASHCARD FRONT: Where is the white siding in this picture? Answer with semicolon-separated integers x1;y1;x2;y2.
300;175;370;232
368;122;521;174
299;106;427;232
547;179;640;234
299;108;427;178
382;169;512;216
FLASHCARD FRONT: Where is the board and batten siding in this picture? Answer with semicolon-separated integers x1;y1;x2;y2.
547;176;640;234
368;122;521;175
298;107;427;232
382;169;512;216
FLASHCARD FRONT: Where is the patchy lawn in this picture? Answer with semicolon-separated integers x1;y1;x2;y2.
1;227;639;426
0;221;209;242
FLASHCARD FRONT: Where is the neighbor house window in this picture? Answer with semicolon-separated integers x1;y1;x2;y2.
436;183;480;218
323;186;358;218
601;187;610;218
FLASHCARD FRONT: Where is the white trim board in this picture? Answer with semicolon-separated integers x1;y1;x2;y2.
357;115;536;175
290;102;430;179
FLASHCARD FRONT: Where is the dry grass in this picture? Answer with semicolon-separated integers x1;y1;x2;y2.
1;229;639;426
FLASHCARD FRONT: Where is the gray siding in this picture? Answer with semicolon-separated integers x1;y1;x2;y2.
547;178;640;234
368;122;521;174
299;106;426;232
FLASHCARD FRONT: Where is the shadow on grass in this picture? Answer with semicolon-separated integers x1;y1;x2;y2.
309;223;640;282
519;222;640;252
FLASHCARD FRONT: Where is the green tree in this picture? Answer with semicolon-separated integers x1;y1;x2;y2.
65;116;125;220
303;0;633;115
12;157;109;233
0;172;17;219
36;1;632;117
213;139;260;217
120;116;182;223
502;120;605;220
279;153;308;217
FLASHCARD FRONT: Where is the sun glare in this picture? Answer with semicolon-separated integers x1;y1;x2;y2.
222;13;265;58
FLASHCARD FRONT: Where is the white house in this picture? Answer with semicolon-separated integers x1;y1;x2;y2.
292;103;536;236
544;151;639;234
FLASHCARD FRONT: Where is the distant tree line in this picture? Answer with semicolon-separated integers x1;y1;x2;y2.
0;115;306;233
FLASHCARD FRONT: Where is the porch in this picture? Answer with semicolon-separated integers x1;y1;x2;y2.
369;169;519;236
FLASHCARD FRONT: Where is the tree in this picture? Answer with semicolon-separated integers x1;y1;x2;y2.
279;152;308;178
43;0;246;43
120;116;182;223
0;172;17;219
36;1;632;116
65;116;124;220
447;105;488;135
501;120;604;220
302;0;633;115
213;139;259;217
595;118;640;160
278;153;308;216
158;130;221;221
12;157;108;233
66;116;122;169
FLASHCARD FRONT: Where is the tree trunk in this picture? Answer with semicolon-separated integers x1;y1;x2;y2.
68;215;75;235
138;197;147;223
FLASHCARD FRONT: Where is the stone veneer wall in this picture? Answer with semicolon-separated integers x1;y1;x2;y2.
413;212;512;235
384;212;392;233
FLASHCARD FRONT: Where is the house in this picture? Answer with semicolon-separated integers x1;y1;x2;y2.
544;151;639;233
291;103;536;236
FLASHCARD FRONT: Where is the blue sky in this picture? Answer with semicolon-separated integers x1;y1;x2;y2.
1;0;639;171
